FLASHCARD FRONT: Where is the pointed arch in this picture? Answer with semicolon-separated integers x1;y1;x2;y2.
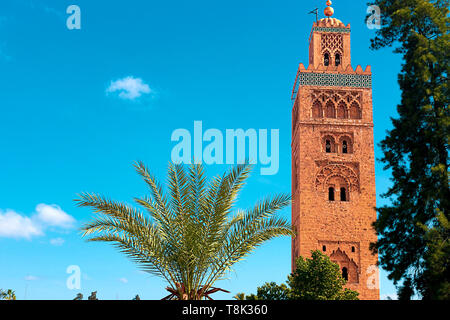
330;248;359;284
336;102;348;119
349;102;362;119
312;100;323;118
325;100;336;118
324;52;330;66
335;52;341;66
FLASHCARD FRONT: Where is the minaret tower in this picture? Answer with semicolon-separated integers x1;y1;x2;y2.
291;1;379;300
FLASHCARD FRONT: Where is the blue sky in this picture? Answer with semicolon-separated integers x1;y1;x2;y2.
0;0;402;300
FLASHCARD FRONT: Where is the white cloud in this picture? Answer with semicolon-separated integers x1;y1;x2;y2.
24;275;39;281
106;76;152;100
119;277;129;284
0;204;75;240
50;237;65;246
0;210;43;239
36;204;75;228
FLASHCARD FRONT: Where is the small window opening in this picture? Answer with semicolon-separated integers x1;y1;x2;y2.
324;53;330;66
326;140;332;153
342;267;348;281
340;187;347;202
335;53;341;66
323;245;327;252
351;246;355;253
329;187;335;201
342;140;348;154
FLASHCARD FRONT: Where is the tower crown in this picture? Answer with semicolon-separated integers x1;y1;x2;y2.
291;2;372;101
308;17;351;70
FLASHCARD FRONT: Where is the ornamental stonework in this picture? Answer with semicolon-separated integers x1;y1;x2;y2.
314;162;360;193
291;11;379;300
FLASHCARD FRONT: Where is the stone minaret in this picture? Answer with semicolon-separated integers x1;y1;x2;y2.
291;1;380;300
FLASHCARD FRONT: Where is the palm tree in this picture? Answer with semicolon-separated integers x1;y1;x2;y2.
0;289;16;300
76;162;293;300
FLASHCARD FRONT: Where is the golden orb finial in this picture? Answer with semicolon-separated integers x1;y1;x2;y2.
324;0;334;17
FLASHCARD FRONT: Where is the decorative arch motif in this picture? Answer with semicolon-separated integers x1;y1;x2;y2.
336;101;348;119
338;135;353;154
311;90;362;120
350;101;362;119
312;99;323;118
321;33;343;55
325;100;336;118
315;164;360;193
330;248;359;284
322;135;336;153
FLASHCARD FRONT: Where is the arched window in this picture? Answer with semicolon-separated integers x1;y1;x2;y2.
312;100;323;118
342;140;348;154
342;267;348;281
339;136;353;154
325;101;336;118
337;102;347;119
323;136;336;153
324;53;330;66
326;140;332;153
335;53;341;66
328;187;335;201
350;102;362;119
340;187;347;202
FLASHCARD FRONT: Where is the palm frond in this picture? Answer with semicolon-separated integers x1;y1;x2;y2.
75;161;293;300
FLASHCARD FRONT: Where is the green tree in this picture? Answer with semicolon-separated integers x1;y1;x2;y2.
76;162;293;300
244;251;358;300
368;0;450;299
288;250;359;300
246;282;290;300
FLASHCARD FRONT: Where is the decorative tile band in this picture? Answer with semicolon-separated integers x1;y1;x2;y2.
300;72;371;88
292;72;372;100
313;27;351;33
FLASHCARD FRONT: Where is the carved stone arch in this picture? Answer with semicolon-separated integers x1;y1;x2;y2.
315;164;360;193
330;248;359;284
336;101;348;119
332;93;341;103
323;51;331;66
334;50;342;66
338;134;353;154
349;101;362;119
312;100;323;118
322;134;336;153
325;100;336;118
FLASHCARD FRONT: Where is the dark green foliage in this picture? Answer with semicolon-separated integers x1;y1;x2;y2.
288;251;359;300
245;282;290;300
242;251;359;300
398;278;414;300
368;0;449;299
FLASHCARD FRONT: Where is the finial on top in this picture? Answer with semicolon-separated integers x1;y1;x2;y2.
324;0;334;17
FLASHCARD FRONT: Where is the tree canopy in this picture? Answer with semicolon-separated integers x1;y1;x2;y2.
368;0;449;299
241;251;359;300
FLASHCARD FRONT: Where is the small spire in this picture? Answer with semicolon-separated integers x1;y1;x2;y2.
324;0;334;17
